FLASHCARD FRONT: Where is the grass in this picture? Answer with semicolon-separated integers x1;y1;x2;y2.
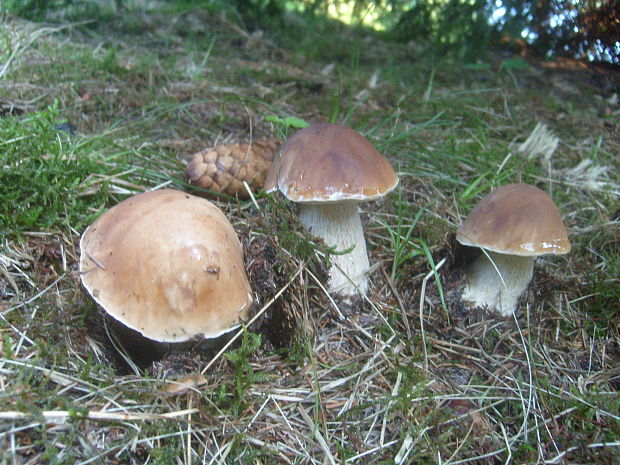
0;103;109;237
1;1;619;464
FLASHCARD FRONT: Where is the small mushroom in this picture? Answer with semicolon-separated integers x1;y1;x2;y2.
79;189;253;360
264;123;399;297
456;183;571;316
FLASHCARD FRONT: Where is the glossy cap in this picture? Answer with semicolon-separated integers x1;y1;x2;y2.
457;183;571;256
264;123;398;203
79;189;252;342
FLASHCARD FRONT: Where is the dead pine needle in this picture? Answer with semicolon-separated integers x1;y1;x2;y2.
419;257;447;372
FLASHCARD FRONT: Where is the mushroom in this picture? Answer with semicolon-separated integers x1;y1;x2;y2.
79;189;253;359
264;123;399;297
456;183;571;316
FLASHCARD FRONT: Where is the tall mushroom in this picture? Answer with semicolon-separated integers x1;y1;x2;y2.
79;189;253;361
456;183;571;316
264;123;399;297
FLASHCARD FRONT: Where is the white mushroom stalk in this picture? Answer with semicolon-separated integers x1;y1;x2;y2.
461;251;534;317
298;202;369;296
263;123;399;299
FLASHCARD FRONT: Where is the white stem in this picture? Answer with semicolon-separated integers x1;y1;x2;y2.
462;251;534;316
298;203;369;297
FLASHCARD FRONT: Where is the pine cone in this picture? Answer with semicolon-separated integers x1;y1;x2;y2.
186;139;278;198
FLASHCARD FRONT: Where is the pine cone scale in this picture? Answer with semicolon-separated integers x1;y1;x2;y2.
186;139;278;198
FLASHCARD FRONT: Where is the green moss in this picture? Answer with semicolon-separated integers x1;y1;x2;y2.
0;104;113;238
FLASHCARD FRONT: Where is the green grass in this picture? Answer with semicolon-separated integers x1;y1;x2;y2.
0;1;618;464
0;104;109;238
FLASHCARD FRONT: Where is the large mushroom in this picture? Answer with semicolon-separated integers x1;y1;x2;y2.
456;183;571;316
79;189;253;361
264;123;399;297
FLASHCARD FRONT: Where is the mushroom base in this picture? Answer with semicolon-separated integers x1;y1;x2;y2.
298;202;369;297
105;316;238;371
462;251;534;316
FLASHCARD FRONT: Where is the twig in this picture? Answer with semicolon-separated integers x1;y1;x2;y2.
0;408;199;423
0;263;19;295
243;181;261;211
298;406;337;465
200;262;305;377
305;266;344;320
2;273;66;315
419;257;447;371
382;267;411;339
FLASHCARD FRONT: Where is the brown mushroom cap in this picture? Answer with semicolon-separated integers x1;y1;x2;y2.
79;189;252;343
456;183;571;256
264;123;398;203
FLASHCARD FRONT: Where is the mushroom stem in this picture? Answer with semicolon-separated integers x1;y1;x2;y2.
298;202;369;297
462;251;534;316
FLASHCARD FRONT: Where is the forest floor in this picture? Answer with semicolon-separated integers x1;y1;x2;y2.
0;2;619;464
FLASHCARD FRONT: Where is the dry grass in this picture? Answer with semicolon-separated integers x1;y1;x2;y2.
1;2;619;464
